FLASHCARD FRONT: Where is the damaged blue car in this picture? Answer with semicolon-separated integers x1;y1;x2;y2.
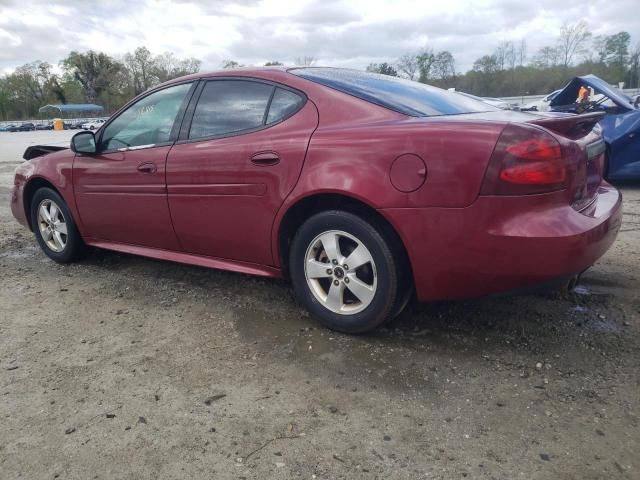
550;74;640;180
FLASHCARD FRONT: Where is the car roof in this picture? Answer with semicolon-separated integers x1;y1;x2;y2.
160;66;290;86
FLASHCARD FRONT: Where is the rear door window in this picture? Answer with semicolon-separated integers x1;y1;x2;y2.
267;88;305;124
189;80;272;139
188;81;306;140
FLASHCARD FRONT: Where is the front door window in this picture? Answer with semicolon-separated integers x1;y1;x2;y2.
100;82;192;152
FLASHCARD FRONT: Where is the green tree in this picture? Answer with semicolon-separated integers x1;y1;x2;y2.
12;61;50;105
601;32;630;66
0;78;13;120
594;32;631;82
473;55;499;74
0;61;69;118
432;51;455;80
366;62;398;76
124;47;157;95
222;60;242;69
62;51;124;104
416;49;436;83
629;43;640;89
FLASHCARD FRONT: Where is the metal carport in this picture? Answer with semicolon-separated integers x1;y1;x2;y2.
38;104;104;114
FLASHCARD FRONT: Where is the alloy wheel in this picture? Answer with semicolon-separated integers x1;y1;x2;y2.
37;199;68;252
304;230;377;315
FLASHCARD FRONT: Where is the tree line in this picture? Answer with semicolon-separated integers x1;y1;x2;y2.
1;22;638;121
0;47;201;121
366;22;639;98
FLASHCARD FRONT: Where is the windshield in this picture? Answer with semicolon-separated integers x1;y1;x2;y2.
290;67;497;117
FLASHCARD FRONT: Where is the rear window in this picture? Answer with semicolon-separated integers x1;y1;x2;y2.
290;67;496;117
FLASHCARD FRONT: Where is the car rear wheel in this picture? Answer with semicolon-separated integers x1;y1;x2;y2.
290;211;400;333
30;188;83;263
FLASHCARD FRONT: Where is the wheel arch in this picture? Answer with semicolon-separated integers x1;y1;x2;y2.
23;177;63;231
275;192;414;284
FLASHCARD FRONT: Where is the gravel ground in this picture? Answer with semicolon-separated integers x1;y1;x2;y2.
1;131;639;479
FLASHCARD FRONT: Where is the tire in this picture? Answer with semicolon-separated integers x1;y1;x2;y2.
389;269;414;320
289;210;399;333
30;187;83;263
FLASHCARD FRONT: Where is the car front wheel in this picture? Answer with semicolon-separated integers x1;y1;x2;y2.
30;187;83;263
289;210;400;333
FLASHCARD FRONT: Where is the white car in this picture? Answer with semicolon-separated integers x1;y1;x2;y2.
522;90;561;112
81;119;107;130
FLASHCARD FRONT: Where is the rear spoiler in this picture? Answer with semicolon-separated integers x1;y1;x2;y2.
23;145;68;160
528;111;605;137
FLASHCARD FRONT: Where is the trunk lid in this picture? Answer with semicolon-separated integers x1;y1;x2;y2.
528;112;605;212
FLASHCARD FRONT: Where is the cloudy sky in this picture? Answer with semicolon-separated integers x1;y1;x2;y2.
0;0;638;75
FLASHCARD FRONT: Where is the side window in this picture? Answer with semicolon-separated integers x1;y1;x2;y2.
189;81;273;139
100;82;192;151
267;88;304;124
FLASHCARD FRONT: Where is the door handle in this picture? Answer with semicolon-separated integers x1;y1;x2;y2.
251;151;280;166
137;162;157;173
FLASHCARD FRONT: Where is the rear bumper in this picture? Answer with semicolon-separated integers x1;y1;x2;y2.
381;183;623;302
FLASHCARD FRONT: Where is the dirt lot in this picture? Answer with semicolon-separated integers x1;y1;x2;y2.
1;131;639;479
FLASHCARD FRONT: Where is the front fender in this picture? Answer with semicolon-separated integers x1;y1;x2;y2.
12;149;82;234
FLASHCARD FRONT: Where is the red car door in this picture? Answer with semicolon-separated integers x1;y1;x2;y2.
74;82;195;250
166;79;318;265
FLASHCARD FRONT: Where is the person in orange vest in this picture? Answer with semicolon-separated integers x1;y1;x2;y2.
578;85;590;103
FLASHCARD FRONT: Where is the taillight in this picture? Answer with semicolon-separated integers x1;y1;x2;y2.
481;124;566;195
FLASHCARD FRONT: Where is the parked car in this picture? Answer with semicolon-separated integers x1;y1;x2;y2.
35;122;53;130
8;122;36;132
11;68;622;333
521;89;562;112
0;124;14;132
66;121;85;130
81;119;106;130
549;74;640;180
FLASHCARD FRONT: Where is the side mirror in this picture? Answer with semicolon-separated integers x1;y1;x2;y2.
633;95;640;108
71;131;96;154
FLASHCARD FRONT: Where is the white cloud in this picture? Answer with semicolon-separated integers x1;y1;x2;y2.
0;0;637;73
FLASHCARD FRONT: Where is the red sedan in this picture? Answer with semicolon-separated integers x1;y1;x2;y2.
11;67;622;333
